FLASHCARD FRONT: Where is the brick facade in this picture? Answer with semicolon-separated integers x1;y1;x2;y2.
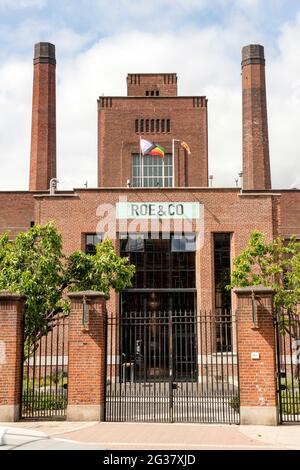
127;73;178;97
0;42;300;425
33;188;286;314
98;82;208;188
277;191;300;237
0;192;35;239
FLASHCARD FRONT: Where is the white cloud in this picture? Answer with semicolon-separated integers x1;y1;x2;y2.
231;0;261;9
0;0;46;9
96;0;209;13
0;20;91;59
0;11;300;190
47;28;93;56
0;60;32;189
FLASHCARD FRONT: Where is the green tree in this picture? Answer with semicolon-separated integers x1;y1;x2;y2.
228;230;300;310
0;222;135;353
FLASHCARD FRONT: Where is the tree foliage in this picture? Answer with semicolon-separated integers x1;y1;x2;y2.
0;222;135;350
228;230;300;310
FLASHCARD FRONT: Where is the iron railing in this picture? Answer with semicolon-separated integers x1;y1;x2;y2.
276;310;300;423
105;310;239;424
21;314;68;420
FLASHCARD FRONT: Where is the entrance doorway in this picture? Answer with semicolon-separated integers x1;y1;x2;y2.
120;233;197;382
121;291;196;381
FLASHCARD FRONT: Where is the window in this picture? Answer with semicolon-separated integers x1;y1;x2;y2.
171;234;196;252
214;233;232;352
214;233;231;310
134;118;171;134
156;91;159;96
120;234;196;289
120;233;145;252
85;233;102;255
132;153;173;187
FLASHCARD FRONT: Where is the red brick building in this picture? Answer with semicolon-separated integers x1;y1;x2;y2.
0;42;299;425
1;42;299;314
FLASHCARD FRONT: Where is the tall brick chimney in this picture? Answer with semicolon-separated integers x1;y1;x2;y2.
242;44;271;190
29;42;57;191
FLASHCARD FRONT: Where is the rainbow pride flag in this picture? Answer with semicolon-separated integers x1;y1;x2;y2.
140;139;166;158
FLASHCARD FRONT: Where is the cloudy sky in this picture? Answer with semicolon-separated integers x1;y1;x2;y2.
0;0;300;190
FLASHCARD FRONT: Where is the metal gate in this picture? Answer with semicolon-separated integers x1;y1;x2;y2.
105;310;239;423
21;314;68;420
276;310;300;423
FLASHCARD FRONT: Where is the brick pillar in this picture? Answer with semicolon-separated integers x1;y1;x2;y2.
29;42;57;191
67;291;107;421
242;44;271;190
235;286;278;425
0;292;25;422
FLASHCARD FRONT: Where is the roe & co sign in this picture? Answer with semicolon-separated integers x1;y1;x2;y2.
96;199;204;248
116;202;201;219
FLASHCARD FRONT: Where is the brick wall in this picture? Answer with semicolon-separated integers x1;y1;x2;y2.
278;191;300;238
35;188;277;313
127;73;178;97
98;95;208;188
0;192;35;238
1;187;298;315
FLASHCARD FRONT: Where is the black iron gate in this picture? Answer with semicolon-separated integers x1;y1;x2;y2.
21;314;68;420
105;310;239;423
276;310;300;423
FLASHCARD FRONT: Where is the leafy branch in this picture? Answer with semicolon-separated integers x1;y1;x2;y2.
0;222;135;357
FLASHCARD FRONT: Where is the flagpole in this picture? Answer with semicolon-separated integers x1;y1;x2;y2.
172;139;175;187
141;137;144;187
173;139;182;187
139;136;142;187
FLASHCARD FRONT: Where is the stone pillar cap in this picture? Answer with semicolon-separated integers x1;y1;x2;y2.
68;290;109;300
234;285;275;295
34;42;56;65
0;291;26;300
242;44;265;67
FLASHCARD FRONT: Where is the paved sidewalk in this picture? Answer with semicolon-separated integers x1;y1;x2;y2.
240;425;300;450
1;421;299;450
0;425;104;450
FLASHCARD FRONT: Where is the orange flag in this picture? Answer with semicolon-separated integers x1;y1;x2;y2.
181;141;191;155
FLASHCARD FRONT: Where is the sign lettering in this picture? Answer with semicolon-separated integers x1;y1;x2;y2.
116;202;201;220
